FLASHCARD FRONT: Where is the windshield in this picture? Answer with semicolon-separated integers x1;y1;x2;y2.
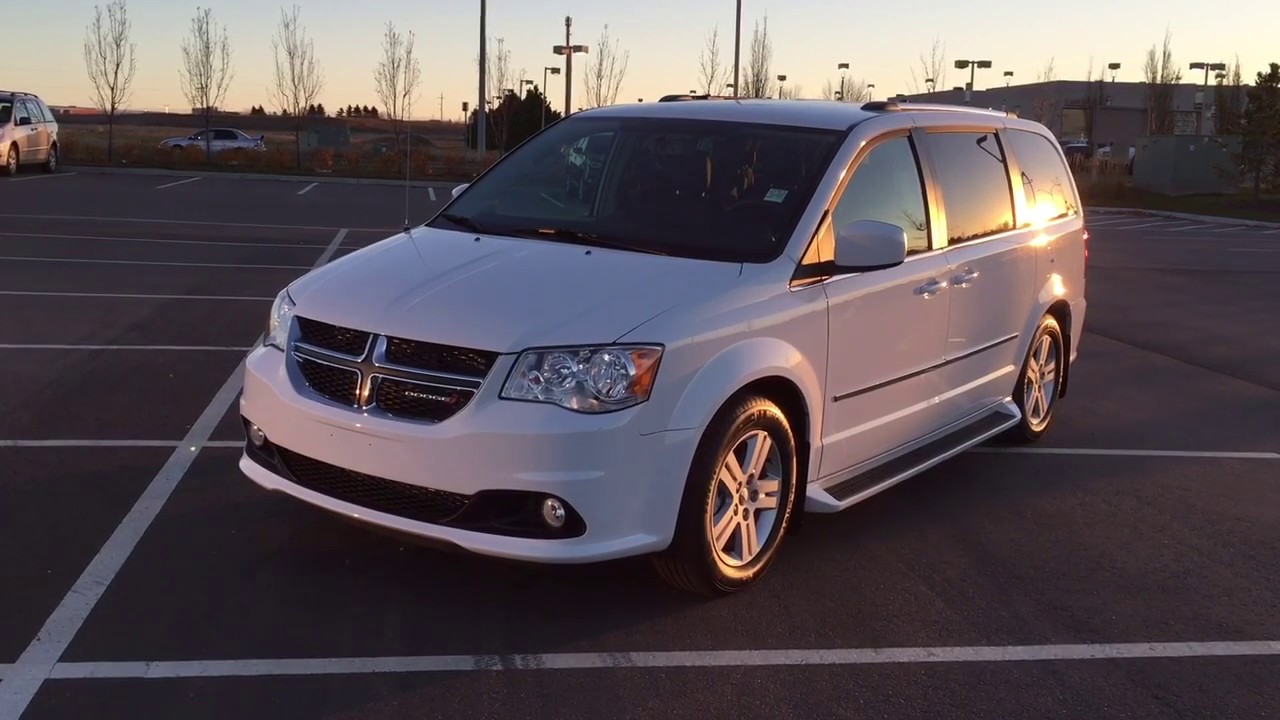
431;115;846;262
0;100;12;125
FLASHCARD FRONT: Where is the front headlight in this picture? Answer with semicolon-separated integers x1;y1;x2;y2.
501;345;663;413
264;288;296;350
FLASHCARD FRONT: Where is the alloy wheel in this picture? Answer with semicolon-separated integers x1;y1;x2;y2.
1023;333;1060;428
707;429;783;567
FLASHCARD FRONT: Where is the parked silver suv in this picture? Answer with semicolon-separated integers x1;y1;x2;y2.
1;91;60;176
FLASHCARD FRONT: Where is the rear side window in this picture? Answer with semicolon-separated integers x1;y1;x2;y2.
925;131;1015;245
213;129;238;140
1006;129;1078;224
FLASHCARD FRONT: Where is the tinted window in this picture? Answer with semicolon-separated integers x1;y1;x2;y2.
831;135;930;255
214;129;238;140
0;99;12;125
14;100;34;124
433;116;845;263
1006;129;1078;224
926;131;1014;244
37;100;55;123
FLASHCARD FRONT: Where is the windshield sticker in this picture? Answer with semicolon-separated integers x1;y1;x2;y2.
764;188;788;203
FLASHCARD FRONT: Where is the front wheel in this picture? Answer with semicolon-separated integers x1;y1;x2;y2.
3;145;17;176
652;395;799;596
1003;314;1065;443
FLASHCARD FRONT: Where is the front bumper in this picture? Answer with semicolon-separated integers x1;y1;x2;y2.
239;345;701;564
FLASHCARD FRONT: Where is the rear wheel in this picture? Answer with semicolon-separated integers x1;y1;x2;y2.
3;145;17;176
1003;314;1064;443
42;143;57;173
652;395;798;596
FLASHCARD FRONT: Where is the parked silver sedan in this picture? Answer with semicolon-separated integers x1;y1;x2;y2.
159;128;266;153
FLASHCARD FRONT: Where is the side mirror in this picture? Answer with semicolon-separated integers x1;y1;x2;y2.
832;219;908;272
17;116;32;127
451;183;469;199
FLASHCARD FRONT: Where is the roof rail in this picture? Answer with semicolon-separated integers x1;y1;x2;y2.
657;94;737;102
860;100;1009;117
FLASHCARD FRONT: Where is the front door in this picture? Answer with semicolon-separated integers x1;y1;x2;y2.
817;132;954;479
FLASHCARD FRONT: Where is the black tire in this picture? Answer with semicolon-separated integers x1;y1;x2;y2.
652;395;799;596
2;144;16;177
1003;314;1065;443
42;143;57;173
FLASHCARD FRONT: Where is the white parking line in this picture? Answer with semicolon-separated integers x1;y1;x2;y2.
0;290;273;301
8;172;77;183
36;640;1280;680
0;231;328;249
0;213;392;233
0;344;252;351
428;187;437;202
0;440;244;448
0;256;309;270
1166;224;1222;232
1102;222;1181;230
155;176;202;190
973;447;1280;460
0;228;349;719
1084;217;1143;226
297;182;318;195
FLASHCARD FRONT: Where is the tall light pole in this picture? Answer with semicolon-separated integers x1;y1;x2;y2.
1003;70;1014;87
777;74;787;99
553;17;588;117
837;62;849;102
477;0;486;160
542;66;561;129
1107;62;1121;82
1189;61;1226;134
954;59;992;104
732;0;742;97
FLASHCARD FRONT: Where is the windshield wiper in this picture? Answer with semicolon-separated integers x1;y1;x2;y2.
435;212;486;234
512;227;669;256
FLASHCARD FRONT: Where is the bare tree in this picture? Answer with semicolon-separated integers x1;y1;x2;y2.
270;5;324;169
83;0;137;163
1213;56;1245;136
583;24;630;107
1031;56;1062;127
178;7;234;160
1081;58;1108;147
823;75;871;102
373;21;422;153
908;37;948;93
1143;28;1183;134
483;36;514;151
740;15;773;99
697;25;730;95
779;83;804;100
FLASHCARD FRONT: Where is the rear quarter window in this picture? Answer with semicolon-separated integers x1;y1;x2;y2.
1007;129;1079;224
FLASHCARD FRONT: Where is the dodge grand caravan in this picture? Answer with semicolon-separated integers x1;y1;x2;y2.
238;98;1087;595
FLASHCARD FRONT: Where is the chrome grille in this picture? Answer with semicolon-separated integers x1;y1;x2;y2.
290;316;495;422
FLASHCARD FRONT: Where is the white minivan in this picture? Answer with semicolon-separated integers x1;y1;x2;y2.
239;98;1087;595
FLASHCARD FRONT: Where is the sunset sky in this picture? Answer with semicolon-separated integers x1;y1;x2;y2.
4;0;1272;116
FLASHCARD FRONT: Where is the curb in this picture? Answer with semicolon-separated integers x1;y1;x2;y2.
61;164;468;189
1086;206;1280;229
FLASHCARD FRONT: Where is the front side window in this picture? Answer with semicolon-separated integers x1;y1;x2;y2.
214;129;238;141
1006;128;1078;225
926;131;1015;245
14;100;33;125
830;135;931;255
431;116;846;262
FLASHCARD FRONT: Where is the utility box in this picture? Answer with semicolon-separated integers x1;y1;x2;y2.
302;124;352;151
1133;135;1242;196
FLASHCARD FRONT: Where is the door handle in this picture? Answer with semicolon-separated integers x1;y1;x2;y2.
916;279;949;297
951;268;980;287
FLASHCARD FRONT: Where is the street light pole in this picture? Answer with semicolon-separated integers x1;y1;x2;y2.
477;0;486;160
954;59;992;104
542;66;561;130
732;0;742;97
553;17;588;117
1189;61;1226;134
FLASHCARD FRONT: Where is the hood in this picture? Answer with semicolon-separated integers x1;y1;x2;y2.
286;226;743;353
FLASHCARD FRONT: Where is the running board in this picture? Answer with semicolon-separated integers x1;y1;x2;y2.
820;403;1021;508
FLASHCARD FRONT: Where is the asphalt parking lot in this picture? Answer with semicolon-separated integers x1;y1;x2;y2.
1;169;1278;719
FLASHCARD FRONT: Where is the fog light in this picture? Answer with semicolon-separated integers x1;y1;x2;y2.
246;423;267;447
541;497;566;529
